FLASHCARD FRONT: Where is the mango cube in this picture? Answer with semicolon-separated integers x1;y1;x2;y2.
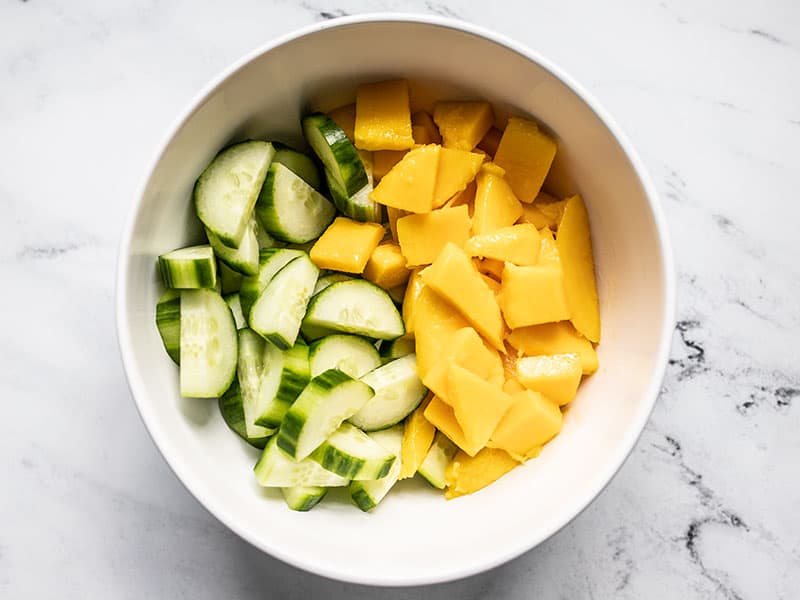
488;389;562;460
412;111;442;144
464;224;541;266
355;79;415;151
472;163;523;235
432;147;485;208
537;227;561;266
363;242;410;289
309;217;384;274
412;284;470;378
443;180;476;215
369;144;441;213
499;263;570;328
424;395;480;456
372;150;408;181
445;447;520;499
397;205;471;267
506;322;599;375
494;117;557;203
401;267;426;335
328;103;355;141
386;206;407;242
477;126;503;157
473;257;505;280
422;327;504;398
399;394;436;479
517;353;582;405
433;101;494;151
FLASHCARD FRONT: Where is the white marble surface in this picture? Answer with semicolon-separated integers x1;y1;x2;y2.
2;0;799;597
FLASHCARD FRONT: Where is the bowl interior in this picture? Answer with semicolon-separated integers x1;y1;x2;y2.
118;17;673;585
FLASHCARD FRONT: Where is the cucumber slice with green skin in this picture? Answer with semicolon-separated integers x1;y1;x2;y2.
240;248;304;320
311;422;396;480
237;329;275;441
324;168;383;223
301;280;405;341
255;342;311;428
379;337;415;364
224;293;247;330
218;261;243;294
312;273;353;296
349;425;404;511
418;432;458;489
179;289;238;398
281;485;328;511
250;254;319;349
194;140;275;247
254;437;348;487
349;354;427;431
206;216;266;276
158;245;217;289
156;289;181;364
277;369;375;460
309;334;382;378
273;146;323;191
303;113;368;197
218;378;272;449
256;163;336;244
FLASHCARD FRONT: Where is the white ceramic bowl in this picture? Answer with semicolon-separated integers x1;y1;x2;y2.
116;14;675;586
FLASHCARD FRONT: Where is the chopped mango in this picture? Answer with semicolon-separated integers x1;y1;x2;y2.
309;217;384;274
355;79;415;151
443;180;476;216
444;363;514;451
421;243;506;352
401;267;426;335
536;197;567;228
489;389;562;459
424;395;480;456
413;284;470;378
412;125;432;145
445;447;519;499
557;195;601;343
499;263;570;328
386;206;407;243
369;144;441;213
493;117;557;203
518;194;563;229
506;322;599;375
387;283;406;304
537;227;561;266
396;205;471;267
327;103;355;141
472;163;523;235
373;150;408;181
363;242;411;289
422;327;504;398
412;111;442;144
517;353;582;405
464;224;541;265
473;257;505;281
477;126;503;157
432;147;485;208
433;101;494;151
481;273;501;294
399;393;436;479
502;378;526;394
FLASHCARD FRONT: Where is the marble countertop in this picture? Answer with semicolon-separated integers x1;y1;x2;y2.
2;0;798;597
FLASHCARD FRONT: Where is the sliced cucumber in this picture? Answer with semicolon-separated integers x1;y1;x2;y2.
349;424;404;511
302;113;367;197
311;422;396;480
218;261;243;294
224;293;247;330
206;217;263;276
194;140;274;247
418;432;458;489
156;289;181;364
379;337;415;364
312;273;353;296
240;248;304;319
273;146;322;191
255;342;310;428
350;354;427;431
281;486;328;511
301;280;405;341
325;168;382;223
277;369;374;460
158;245;217;289
256;163;336;244
254;437;348;487
218;378;272;449
309;334;382;378
237;329;275;441
179;289;238;398
250;254;319;349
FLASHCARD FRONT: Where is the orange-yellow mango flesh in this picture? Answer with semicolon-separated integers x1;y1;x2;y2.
516;353;582;406
472;164;523;235
557;195;601;343
424;395;481;456
481;273;501;294
401;267;426;336
309;217;384;274
493;117;557;203
506;321;599;375
363;242;411;290
370;144;440;213
373;150;408;181
445;447;519;499
477;126;503;157
433;101;494;151
499;263;570;329
537;227;561;266
443;180;476;217
464;224;541;266
413;283;470;379
432;147;485;208
397;205;471;267
399;394;436;479
473;257;505;281
412;111;442;145
488;389;562;459
386;206;408;243
327;103;355;141
355;79;415;151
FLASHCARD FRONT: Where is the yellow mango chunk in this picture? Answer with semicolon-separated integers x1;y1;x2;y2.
536;197;567;228
421;243;506;352
445;447;519;499
481;273;501;294
412;125;433;145
363;242;410;290
473;257;505;281
397;205;471;267
557;195;601;343
309;217;384;274
327;103;355;141
488;389;562;460
433;101;494;151
432;147;485;208
506;322;599;375
422;327;504;398
401;267;425;336
537;227;561;266
412;111;442;144
443;180;476;216
477;126;503;157
370;144;441;213
399;394;436;479
502;378;526;395
499;263;570;329
472;163;523;235
355;79;415;151
517;353;582;405
494;117;557;202
387;283;406;305
413;284;470;378
372;150;408;181
444;363;514;451
464;224;541;266
386;206;407;242
423;395;480;456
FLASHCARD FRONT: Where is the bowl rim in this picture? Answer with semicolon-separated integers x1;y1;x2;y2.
116;12;677;587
